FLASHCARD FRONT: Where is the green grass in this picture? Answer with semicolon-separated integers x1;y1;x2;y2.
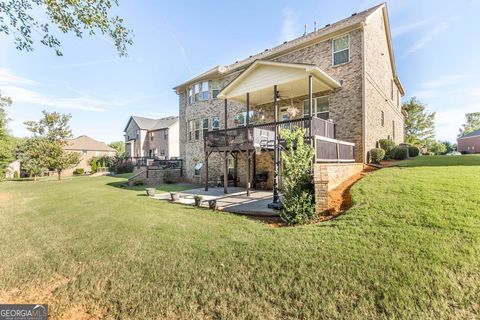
0;156;479;319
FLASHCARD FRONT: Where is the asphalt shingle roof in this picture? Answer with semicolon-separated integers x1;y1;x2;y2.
458;128;480;139
129;116;178;131
65;135;116;152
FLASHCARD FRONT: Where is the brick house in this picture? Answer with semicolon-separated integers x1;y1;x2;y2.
457;129;480;154
64;135;116;175
124;116;179;159
174;3;405;197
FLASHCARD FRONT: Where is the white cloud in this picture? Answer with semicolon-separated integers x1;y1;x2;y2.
435;104;480;141
405;16;459;55
0;68;41;86
421;74;471;88
279;7;298;43
392;18;433;38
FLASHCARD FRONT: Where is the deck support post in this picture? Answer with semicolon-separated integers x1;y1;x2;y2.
224;99;228;194
268;85;281;209
308;74;313;141
246;92;251;196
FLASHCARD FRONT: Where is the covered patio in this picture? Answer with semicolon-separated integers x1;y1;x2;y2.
153;187;277;217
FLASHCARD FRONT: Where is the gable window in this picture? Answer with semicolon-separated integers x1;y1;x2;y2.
188;87;193;105
303;96;330;119
164;129;168;140
332;34;350;66
212;116;220;130
381;111;385;127
150;132;154;141
397;90;400;108
136;129;140;139
194;83;200;102
235;111;254;127
212;81;220;98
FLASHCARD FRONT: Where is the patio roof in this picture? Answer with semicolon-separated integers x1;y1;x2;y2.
217;60;342;105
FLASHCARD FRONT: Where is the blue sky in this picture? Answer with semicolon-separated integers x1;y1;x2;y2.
1;0;479;143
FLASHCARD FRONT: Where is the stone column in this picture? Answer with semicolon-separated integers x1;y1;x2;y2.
313;164;329;214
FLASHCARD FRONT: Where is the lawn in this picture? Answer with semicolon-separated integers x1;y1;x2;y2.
0;156;479;319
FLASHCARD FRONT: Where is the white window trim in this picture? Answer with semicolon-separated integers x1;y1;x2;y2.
332;34;350;66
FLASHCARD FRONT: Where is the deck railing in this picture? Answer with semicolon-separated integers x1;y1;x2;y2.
204;116;335;148
315;136;355;162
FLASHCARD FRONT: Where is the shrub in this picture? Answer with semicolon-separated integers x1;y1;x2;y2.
116;162;134;174
13;171;19;179
370;148;386;164
279;128;316;225
280;191;316;225
392;146;408;160
409;145;420;157
91;161;97;173
163;171;177;184
379;139;396;159
74;168;84;175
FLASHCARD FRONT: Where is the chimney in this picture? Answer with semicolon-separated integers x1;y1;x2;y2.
303;24;307;36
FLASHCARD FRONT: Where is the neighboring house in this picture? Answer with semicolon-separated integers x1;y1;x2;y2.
5;160;20;179
174;3;405;188
124;116;179;159
64;135;116;175
457;129;480;154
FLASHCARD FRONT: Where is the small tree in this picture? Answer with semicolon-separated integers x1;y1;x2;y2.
458;112;480;137
402;97;435;146
91;160;98;173
279;128;316;225
109;141;125;158
427;140;447;155
15;138;47;180
24;110;80;180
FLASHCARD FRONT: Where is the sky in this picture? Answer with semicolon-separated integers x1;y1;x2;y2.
1;0;479;143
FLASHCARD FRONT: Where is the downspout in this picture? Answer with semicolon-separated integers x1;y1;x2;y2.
361;22;367;163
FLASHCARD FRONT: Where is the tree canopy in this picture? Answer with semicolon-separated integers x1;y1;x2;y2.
402;97;436;146
458;112;480;137
108;140;125;157
0;0;133;56
0;93;15;180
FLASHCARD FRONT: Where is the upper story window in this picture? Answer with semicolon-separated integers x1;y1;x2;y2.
188;119;201;141
202;118;209;134
397;90;400;108
381;111;385;127
212;80;220;99
391;80;394;100
303;96;330;120
194;83;201;102
136;129;140;139
163;129;168;140
201;81;209;100
150;132;154;141
212;116;220;130
188;87;193;105
332;34;350;66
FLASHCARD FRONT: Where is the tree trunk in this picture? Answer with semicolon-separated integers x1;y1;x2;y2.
57;170;61;180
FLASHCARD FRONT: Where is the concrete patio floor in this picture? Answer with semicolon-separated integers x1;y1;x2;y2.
153;187;279;217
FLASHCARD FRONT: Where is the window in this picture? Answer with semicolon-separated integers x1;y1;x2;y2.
391;80;394;100
164;129;168;140
160;149;165;156
201;81;209;100
227;157;235;178
392;120;395;140
82;150;87;155
332;34;350;66
150;132;154;141
381;111;385;127
188;120;201;141
136;129;140;139
212;80;220;98
303;96;329;119
212;116;220;130
194;163;203;176
202;118;209;137
194;83;200;102
188;87;193;105
235;111;254;127
397;90;400;108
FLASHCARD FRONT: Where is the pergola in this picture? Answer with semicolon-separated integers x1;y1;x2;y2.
206;60;342;207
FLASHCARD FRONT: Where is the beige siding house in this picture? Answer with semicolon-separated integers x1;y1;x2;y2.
64;135;116;175
174;3;405;191
124;116;179;159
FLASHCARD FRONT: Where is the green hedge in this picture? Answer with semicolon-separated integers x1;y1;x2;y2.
74;168;85;175
392;146;408;160
379;139;396;159
370;148;386;164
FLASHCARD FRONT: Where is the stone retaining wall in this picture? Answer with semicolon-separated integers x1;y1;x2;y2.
128;169;182;186
313;163;364;213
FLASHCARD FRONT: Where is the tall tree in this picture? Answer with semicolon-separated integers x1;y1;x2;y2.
24;110;80;180
15;138;47;180
402;97;436;146
0;94;14;180
458;112;480;137
0;0;133;56
108;140;125;157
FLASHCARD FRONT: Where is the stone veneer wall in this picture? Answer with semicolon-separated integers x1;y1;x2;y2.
313;163;364;213
128;168;182;186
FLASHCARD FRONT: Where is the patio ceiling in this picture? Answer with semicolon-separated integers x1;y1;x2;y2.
218;60;342;105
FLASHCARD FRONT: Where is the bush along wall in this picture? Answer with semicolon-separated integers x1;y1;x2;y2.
279;128;316;225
